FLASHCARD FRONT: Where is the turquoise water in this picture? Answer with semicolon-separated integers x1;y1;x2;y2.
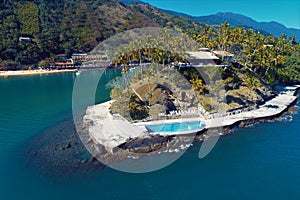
146;121;201;133
0;72;299;200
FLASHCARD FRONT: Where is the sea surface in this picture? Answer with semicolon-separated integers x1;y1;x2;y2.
0;71;299;200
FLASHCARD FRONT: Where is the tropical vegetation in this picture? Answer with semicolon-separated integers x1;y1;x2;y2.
108;22;299;120
0;0;203;70
0;0;299;120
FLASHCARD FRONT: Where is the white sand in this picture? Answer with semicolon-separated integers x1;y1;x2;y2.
0;69;76;77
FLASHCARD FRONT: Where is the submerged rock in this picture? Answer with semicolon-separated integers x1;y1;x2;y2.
25;120;104;177
119;135;172;153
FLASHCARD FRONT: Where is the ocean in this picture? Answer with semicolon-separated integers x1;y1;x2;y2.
0;71;299;200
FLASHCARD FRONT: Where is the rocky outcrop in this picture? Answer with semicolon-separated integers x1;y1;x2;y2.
119;135;173;153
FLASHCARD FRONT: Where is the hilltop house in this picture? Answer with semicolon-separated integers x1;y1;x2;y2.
187;48;221;67
71;53;112;67
71;53;109;62
213;50;234;63
19;37;32;43
71;53;88;62
49;54;74;69
180;48;235;68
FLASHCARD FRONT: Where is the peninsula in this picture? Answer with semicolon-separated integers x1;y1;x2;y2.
76;24;300;162
81;85;299;160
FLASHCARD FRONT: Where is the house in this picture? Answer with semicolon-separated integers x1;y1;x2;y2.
213;50;234;63
54;54;74;69
187;48;221;67
71;52;112;67
19;37;32;43
54;59;74;69
263;44;274;48
71;53;88;62
71;53;109;62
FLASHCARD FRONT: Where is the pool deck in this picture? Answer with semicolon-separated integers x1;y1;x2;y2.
204;86;299;128
83;101;147;153
82;85;299;153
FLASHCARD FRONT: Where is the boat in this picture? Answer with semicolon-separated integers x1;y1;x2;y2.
75;71;81;76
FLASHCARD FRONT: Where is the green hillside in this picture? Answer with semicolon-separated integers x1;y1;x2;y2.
0;0;205;69
14;1;39;35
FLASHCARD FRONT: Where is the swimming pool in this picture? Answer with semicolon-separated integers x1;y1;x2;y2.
146;121;202;133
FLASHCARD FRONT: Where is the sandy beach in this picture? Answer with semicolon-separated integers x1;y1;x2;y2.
0;69;77;77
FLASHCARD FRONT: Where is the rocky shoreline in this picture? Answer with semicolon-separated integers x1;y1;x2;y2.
26;89;299;175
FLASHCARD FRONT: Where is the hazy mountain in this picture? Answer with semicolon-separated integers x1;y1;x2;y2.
196;12;300;38
164;10;300;41
120;0;144;4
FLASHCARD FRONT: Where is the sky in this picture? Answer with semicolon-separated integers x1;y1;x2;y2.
143;0;300;29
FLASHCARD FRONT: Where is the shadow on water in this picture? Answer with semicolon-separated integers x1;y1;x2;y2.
23;119;106;180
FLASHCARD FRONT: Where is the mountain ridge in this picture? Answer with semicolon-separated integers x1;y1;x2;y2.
163;10;300;40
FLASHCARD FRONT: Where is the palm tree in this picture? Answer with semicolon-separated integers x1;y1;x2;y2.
289;35;298;45
218;22;231;51
145;67;154;107
135;39;145;78
244;75;260;104
264;35;276;46
120;53;130;88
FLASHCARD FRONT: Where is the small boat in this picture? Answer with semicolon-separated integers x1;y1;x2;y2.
75;71;81;76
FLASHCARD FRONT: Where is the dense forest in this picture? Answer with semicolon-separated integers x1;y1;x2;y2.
108;25;299;120
192;23;300;84
0;0;204;70
108;22;300;85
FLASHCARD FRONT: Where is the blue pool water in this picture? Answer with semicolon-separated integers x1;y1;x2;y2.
146;121;201;133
